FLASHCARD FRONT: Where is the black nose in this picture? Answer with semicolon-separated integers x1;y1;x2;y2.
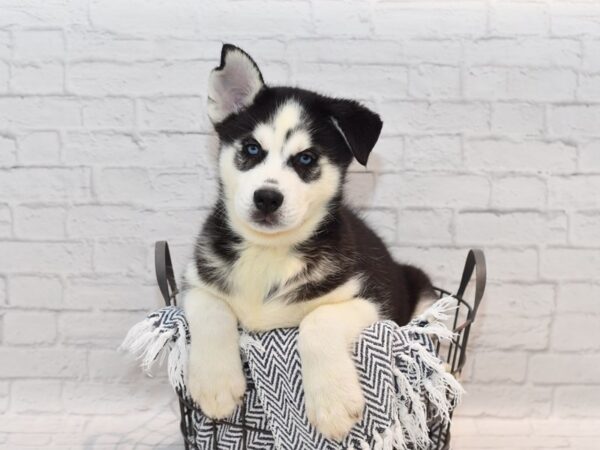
253;188;284;214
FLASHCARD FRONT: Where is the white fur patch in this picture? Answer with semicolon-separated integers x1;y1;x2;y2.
219;99;341;247
184;286;246;419
299;299;380;441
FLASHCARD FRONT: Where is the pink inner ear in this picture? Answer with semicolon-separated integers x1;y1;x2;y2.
208;50;264;123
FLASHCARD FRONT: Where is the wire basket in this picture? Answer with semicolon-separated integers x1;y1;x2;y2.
155;242;486;450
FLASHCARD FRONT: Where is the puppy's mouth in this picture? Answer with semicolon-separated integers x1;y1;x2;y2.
251;211;281;228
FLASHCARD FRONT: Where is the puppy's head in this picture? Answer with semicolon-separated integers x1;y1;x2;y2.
208;44;382;246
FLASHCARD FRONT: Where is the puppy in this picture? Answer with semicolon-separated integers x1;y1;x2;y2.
183;44;433;441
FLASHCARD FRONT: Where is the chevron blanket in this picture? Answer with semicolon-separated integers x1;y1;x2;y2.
122;298;463;450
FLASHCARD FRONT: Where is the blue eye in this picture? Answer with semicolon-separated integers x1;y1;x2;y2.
244;143;261;156
298;153;315;165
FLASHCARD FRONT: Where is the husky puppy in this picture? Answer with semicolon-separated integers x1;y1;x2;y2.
184;44;433;441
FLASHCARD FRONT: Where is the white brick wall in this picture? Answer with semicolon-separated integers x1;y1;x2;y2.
1;0;600;446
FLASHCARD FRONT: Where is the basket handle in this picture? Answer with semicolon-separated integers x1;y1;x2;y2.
456;249;486;319
155;241;179;307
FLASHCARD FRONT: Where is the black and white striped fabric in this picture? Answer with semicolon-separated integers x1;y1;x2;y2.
122;298;462;450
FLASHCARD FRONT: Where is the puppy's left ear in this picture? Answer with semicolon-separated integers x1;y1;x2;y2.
329;99;383;166
207;44;265;124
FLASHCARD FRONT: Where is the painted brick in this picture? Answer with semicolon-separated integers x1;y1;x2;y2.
571;212;600;245
506;68;577;101
96;167;215;208
541;247;600;280
479;283;555;318
583;40;600;71
555;387;600;418
0;204;11;238
484;248;539;281
0;348;86;378
578;73;600;101
88;349;146;381
0;97;81;129
465;39;580;67
489;2;548;36
139;97;207;131
17;131;61;165
459;385;552;418
456;211;567;245
0;61;8;93
372;173;490;208
491;103;545;135
0;167;91;202
14;205;66;240
579;139;600;171
404;135;462;170
0;381;7;413
379;101;490;134
64;131;214;168
396;209;453;244
464;66;508;99
67;205;203;241
69;60;213;95
293;63;408;100
13;30;64;60
473;315;551;351
11;380;62;413
286;39;402;65
473;351;528;383
312;1;371;37
4;312;57;345
93;240;148;276
89;0;201;36
0;30;10;59
62;381;172;414
530;355;600;384
0;242;93;274
548;175;600;209
81;98;135;128
404;40;462;65
373;3;487;38
465;138;576;173
409;65;461;99
58;311;148;346
491;176;546;209
9;275;64;310
0;277;6;307
549;105;600;136
64;275;161;311
556;283;600;314
551;314;600;351
550;3;600;36
0;135;17;167
10;62;64;94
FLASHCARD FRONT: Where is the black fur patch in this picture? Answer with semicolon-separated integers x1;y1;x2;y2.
193;49;431;326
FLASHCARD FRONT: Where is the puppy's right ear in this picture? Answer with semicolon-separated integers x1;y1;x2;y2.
207;44;265;124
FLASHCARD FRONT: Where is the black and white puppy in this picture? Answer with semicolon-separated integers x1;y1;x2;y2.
184;44;433;441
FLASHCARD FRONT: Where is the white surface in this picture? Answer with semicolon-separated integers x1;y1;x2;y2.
1;0;600;446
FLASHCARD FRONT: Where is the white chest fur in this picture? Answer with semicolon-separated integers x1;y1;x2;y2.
185;244;362;331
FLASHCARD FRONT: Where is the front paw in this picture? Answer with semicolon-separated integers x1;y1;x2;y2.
187;358;246;419
304;367;365;441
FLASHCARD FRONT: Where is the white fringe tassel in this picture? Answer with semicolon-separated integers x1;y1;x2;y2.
359;297;464;450
119;314;188;392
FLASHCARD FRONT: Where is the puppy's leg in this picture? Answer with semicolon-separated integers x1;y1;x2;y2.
298;298;379;441
184;288;246;419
